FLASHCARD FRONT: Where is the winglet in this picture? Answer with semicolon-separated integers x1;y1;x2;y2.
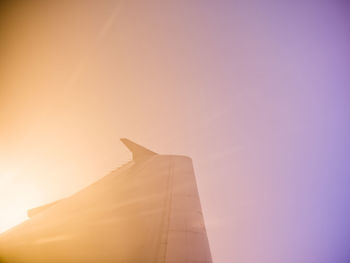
121;138;157;161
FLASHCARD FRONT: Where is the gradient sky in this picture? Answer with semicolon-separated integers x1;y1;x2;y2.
1;1;350;262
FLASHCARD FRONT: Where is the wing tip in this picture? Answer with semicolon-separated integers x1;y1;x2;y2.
120;138;157;161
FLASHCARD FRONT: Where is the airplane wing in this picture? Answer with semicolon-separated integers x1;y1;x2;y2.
0;139;212;262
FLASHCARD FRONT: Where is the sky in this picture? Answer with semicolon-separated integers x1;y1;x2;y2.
1;1;350;262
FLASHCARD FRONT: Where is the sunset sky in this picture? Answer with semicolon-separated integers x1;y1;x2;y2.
1;1;350;262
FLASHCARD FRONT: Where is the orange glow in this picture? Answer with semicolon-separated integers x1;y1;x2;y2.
0;172;41;232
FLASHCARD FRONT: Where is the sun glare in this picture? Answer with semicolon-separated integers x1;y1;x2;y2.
0;174;41;233
0;207;28;234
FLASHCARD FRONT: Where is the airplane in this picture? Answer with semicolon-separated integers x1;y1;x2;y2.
0;139;212;262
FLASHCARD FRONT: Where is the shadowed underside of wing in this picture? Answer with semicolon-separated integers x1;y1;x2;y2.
0;139;212;263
